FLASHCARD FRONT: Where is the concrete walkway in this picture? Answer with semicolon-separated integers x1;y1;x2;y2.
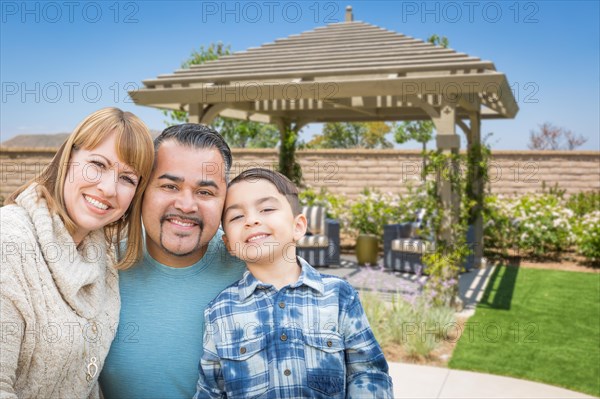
388;362;596;398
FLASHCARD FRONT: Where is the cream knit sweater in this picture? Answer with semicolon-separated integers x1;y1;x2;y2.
0;185;120;399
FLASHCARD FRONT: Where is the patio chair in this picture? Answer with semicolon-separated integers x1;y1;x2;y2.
383;209;433;273
296;205;340;267
384;209;476;274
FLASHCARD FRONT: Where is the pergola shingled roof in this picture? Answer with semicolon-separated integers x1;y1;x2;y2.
130;17;518;125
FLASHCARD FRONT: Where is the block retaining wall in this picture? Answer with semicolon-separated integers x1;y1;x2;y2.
1;148;598;203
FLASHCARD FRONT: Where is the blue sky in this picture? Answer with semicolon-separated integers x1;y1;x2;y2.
1;0;598;150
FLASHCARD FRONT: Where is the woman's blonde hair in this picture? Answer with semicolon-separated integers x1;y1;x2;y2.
7;107;154;269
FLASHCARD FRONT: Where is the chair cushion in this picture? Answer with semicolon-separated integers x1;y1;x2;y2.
397;223;413;238
301;206;326;235
391;238;434;253
297;235;329;248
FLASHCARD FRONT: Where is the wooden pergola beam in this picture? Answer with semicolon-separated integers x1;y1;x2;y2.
132;74;517;119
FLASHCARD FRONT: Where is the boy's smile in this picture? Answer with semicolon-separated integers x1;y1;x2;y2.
245;232;271;243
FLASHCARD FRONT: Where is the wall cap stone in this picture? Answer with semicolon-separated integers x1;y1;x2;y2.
2;146;598;157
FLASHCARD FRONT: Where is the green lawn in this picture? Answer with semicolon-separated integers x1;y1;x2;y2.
449;265;600;397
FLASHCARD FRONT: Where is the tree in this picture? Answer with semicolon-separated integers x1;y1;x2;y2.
363;122;393;149
306;122;392;149
162;43;231;125
213;118;279;148
427;34;449;48
528;122;588;150
393;120;434;180
162;43;280;149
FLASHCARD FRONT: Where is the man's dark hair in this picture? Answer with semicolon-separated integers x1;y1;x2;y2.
228;168;301;216
154;123;232;181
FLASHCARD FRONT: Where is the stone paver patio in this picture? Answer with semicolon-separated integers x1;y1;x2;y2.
315;253;495;314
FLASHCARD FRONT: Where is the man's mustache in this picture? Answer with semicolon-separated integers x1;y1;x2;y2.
160;213;204;229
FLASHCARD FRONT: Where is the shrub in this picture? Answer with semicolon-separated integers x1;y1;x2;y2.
356;265;456;359
566;191;600;217
300;185;429;240
484;193;576;258
361;291;456;359
574;210;600;263
388;295;455;359
483;194;518;253
348;188;414;239
360;291;392;347
512;194;576;257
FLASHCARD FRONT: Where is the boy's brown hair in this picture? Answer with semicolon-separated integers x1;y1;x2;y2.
227;168;301;216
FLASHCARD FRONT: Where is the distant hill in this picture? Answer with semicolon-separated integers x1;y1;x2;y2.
1;130;162;148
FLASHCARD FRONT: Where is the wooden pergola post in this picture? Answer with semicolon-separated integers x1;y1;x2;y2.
432;104;460;243
467;111;484;268
188;103;201;124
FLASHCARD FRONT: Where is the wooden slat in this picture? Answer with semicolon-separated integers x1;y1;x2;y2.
290;22;380;34
198;43;440;66
242;37;425;54
168;53;479;77
190;47;450;67
168;57;481;79
273;26;398;39
176;53;470;75
280;22;372;36
185;50;458;72
309;22;382;33
144;61;495;87
264;32;404;47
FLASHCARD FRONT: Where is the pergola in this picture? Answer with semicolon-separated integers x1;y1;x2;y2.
130;7;518;267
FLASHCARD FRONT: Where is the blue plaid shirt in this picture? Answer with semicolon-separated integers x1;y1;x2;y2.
194;257;393;399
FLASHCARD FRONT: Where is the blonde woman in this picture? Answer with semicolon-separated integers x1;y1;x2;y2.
0;108;154;398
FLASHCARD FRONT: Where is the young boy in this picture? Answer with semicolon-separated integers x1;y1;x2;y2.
194;168;393;399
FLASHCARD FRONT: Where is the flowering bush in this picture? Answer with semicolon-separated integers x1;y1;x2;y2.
512;194;576;257
422;250;467;307
300;187;422;239
483;195;518;253
565;191;600;217
483;193;574;257
484;191;599;263
568;192;600;263
574;211;600;262
348;188;415;239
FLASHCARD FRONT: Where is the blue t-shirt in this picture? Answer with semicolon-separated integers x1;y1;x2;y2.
100;231;246;399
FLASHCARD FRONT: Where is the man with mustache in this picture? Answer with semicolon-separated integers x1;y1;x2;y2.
100;124;246;399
